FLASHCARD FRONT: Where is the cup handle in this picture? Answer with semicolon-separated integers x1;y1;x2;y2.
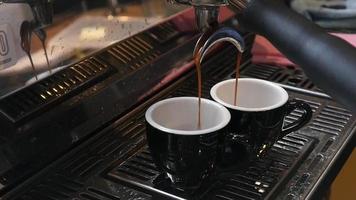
280;100;313;137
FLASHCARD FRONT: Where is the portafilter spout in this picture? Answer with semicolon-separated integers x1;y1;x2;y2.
30;0;54;30
167;0;227;31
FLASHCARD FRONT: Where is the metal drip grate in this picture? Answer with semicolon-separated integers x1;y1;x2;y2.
99;34;160;72
108;133;315;200
16;175;150;200
309;105;352;136
0;56;116;122
79;188;121;200
13;119;149;200
103;47;354;199
15;174;84;200
114;148;159;183
57;121;146;179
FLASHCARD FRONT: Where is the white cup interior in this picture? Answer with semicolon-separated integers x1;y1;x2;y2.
210;78;289;112
145;97;231;135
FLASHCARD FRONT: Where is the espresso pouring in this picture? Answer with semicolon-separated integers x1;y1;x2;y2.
194;49;242;129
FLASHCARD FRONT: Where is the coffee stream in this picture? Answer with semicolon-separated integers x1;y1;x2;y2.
35;29;52;74
195;48;242;129
234;52;242;106
194;51;203;129
40;37;51;74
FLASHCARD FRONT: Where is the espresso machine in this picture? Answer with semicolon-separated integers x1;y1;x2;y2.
0;0;355;199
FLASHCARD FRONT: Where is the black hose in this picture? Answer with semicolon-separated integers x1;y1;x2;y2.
233;0;356;113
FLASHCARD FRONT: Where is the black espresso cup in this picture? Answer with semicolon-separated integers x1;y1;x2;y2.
210;78;312;160
145;97;231;190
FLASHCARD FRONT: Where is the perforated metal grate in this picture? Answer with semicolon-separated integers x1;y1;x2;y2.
104;35;160;70
108;133;314;200
15;174;84;200
57;121;146;179
0;56;116;122
78;188;121;200
114;148;159;183
13;118;149;200
309;105;352;136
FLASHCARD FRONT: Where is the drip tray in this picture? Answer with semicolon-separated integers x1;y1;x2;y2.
107;133;315;200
